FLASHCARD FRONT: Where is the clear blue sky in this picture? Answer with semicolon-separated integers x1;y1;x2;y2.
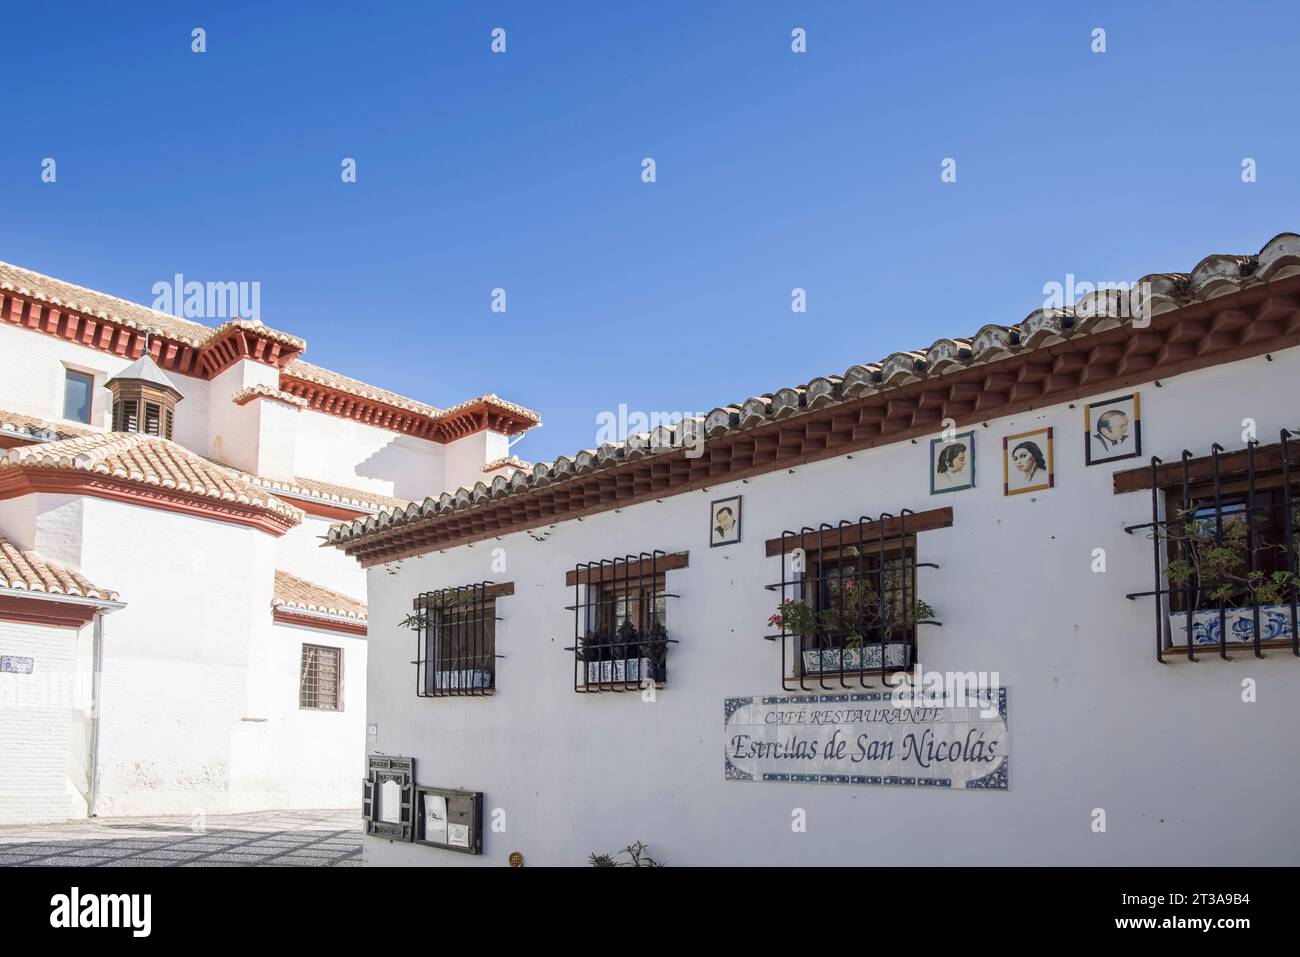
3;2;1296;462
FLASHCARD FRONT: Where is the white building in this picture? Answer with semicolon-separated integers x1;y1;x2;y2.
335;233;1300;866
0;260;539;823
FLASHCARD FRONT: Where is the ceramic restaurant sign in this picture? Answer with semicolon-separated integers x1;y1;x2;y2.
723;689;1008;790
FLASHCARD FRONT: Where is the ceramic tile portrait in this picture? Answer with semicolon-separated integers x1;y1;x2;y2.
710;495;742;547
1085;393;1141;465
930;431;975;494
1003;427;1054;495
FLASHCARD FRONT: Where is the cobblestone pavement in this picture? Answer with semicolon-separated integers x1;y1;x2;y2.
0;808;363;867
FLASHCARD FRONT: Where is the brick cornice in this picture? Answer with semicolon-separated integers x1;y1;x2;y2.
279;376;536;441
0;289;303;379
0;467;300;536
342;277;1300;566
0;594;101;628
273;607;368;636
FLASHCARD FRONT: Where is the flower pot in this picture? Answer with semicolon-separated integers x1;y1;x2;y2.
582;657;653;684
432;668;492;690
1172;604;1297;646
801;644;908;674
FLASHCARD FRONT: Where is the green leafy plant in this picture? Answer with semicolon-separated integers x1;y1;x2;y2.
769;570;935;647
615;617;639;657
589;841;663;867
1165;506;1300;609
579;626;613;662
398;590;477;631
769;599;817;637
639;619;670;680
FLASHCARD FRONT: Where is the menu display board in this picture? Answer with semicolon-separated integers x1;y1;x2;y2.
414;785;483;855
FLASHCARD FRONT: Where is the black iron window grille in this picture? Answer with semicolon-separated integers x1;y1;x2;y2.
299;643;342;710
563;550;684;693
411;582;510;697
1123;430;1300;662
764;509;943;691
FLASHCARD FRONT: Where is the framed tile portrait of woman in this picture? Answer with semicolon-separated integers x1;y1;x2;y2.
930;431;975;494
1003;427;1054;496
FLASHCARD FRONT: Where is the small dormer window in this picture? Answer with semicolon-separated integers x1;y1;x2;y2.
62;369;95;424
105;352;182;440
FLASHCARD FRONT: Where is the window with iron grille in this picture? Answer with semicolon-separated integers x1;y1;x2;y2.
1121;431;1300;661
299;643;343;710
565;551;685;693
410;582;511;697
765;508;948;690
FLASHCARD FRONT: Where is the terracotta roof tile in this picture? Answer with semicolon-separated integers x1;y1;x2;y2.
328;231;1300;551
482;455;532;473
283;360;445;417
0;539;119;602
0;260;537;437
0;408;99;442
231;385;309;408
0;260;303;351
282;361;541;426
249;474;409;513
1;432;303;523
273;570;366;621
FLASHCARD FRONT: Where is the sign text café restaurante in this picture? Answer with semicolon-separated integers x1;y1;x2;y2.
330;233;1300;866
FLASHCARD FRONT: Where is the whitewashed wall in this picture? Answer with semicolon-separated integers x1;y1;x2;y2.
363;345;1300;866
293;408;446;502
264;622;367;808
275;514;367;599
444;430;510;494
0;323;212;450
0;620;90;823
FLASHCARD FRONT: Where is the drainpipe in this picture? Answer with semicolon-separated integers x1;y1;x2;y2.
88;609;107;818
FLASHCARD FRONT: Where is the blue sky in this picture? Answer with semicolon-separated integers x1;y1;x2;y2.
2;2;1296;462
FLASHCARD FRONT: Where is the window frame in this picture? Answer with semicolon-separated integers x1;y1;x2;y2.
299;642;344;711
62;368;95;424
412;581;513;698
1118;433;1300;662
765;508;949;691
566;551;685;693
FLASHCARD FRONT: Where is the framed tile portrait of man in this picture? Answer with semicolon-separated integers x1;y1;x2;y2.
1085;393;1141;465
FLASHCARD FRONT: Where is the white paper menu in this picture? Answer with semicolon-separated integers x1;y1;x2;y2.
424;794;448;837
379;779;402;824
447;822;470;848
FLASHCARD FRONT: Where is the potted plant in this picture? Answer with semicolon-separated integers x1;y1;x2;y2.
578;619;659;684
578;625;613;683
638;618;669;683
1165;505;1299;646
770;571;935;675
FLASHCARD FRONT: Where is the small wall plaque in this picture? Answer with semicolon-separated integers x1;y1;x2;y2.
0;656;34;674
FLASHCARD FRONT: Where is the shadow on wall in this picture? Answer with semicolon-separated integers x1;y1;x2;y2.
355;437;443;502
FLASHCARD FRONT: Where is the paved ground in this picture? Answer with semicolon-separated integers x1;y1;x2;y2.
0;808;363;867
